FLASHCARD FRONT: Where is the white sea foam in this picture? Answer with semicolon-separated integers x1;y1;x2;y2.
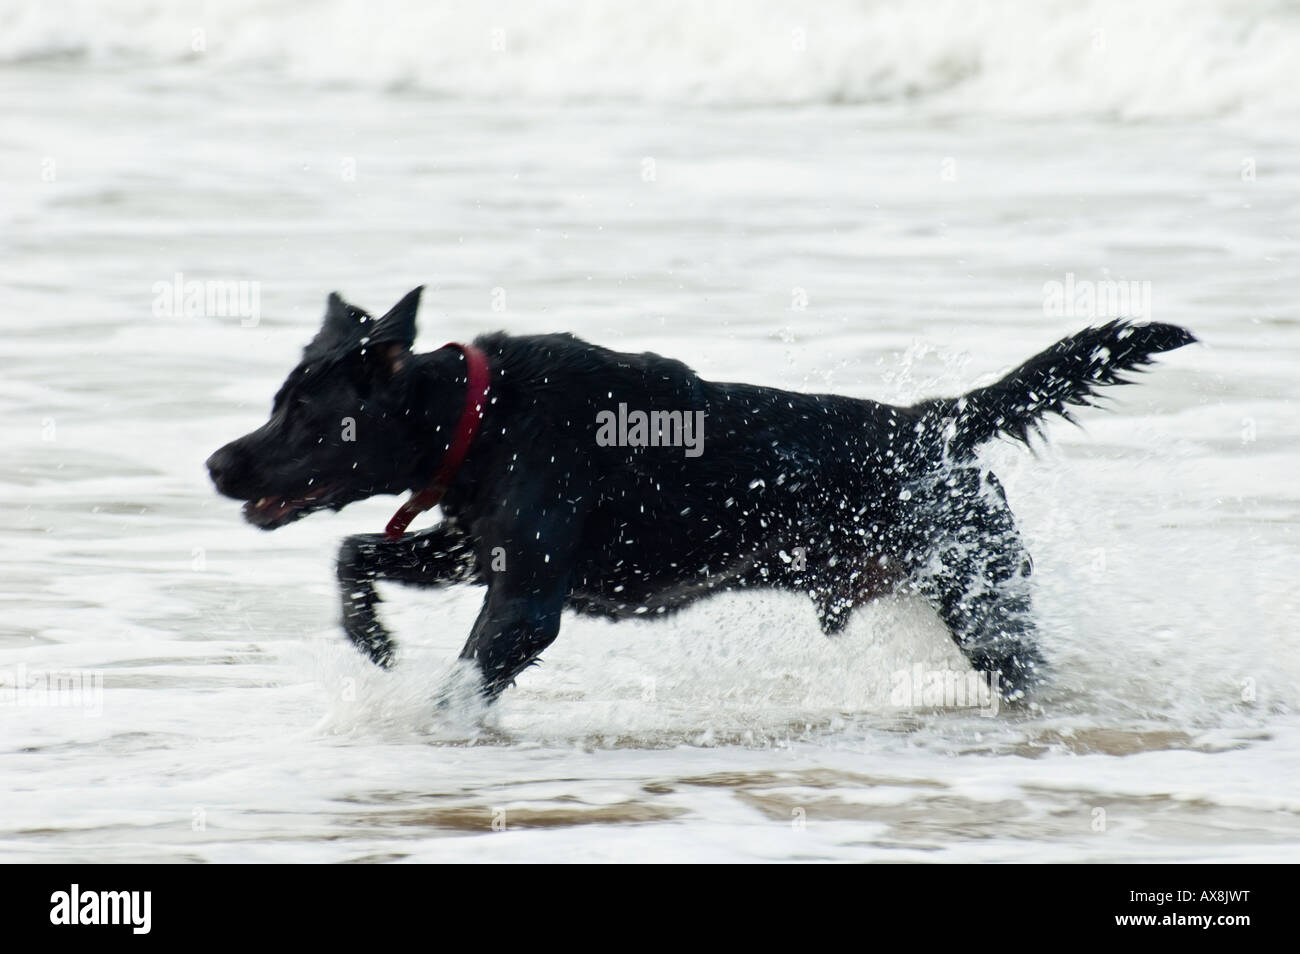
3;0;1299;119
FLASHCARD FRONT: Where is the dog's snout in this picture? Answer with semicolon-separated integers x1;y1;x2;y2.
206;444;240;492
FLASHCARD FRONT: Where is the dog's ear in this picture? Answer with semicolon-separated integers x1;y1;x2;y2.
305;289;418;377
321;292;373;342
370;286;422;350
303;292;375;365
355;287;423;380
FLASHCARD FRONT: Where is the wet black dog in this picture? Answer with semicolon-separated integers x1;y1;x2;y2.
207;288;1194;703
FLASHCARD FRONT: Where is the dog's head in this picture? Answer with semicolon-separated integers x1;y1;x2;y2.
207;287;430;530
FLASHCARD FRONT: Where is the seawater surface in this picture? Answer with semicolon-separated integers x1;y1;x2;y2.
1;1;1298;861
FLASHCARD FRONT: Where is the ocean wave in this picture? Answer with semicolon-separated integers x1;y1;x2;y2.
3;0;1298;119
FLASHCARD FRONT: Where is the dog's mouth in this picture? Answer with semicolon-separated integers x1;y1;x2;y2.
241;484;338;530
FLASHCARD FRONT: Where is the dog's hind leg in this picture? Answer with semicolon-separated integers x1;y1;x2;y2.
337;526;479;667
898;468;1045;702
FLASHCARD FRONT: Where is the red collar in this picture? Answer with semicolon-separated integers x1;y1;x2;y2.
384;342;490;540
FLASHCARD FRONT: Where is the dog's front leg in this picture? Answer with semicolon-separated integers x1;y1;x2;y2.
337;525;479;668
453;473;589;701
458;578;569;701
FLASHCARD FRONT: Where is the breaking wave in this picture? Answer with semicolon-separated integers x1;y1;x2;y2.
4;0;1298;119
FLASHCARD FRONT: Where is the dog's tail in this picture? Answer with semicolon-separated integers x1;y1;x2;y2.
910;320;1197;462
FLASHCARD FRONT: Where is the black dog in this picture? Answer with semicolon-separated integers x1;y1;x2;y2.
207;288;1194;704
